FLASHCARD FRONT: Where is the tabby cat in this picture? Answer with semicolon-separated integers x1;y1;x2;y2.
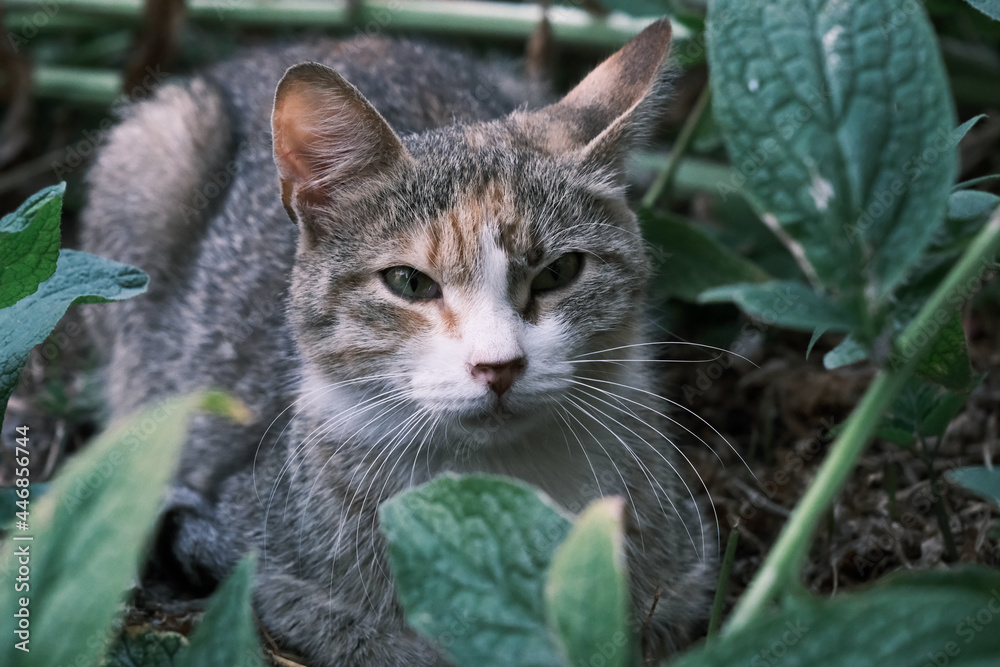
82;19;713;666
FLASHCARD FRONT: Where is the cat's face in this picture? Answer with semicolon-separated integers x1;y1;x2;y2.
288;125;650;448
273;20;672;452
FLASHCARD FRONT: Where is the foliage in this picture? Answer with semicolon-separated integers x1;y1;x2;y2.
0;391;258;667
0;183;148;422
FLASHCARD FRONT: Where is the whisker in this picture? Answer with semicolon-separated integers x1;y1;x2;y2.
564;391;701;556
583;376;757;482
571;341;758;367
569;381;717;559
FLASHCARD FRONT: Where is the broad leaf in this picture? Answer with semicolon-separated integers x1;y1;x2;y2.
948;467;1000;507
0;182;63;309
698;281;857;333
707;0;957;306
676;567;1000;666
963;0;1000;21
642;212;770;302
175;554;262;667
380;474;572;667
102;629;188;667
0;394;210;667
0;248;148;422
546;498;632;667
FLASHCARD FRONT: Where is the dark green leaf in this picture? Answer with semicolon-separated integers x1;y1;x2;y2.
875;425;915;448
0;394;205;667
707;0;957;304
0;183;64;309
175;554;262;667
675;567;1000;666
963;0;1000;21
919;390;969;438
102;629;188;667
0;248;148;424
698;281;857;332
380;474;572;667
641;212;770;302
948;467;1000;507
914;316;972;391
545;498;632;667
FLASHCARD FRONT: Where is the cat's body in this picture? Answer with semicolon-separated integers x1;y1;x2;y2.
82;24;713;666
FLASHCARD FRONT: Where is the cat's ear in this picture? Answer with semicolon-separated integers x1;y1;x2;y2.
272;62;411;241
525;19;673;170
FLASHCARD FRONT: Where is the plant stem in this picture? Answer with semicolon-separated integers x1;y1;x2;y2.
641;84;711;210
707;527;739;638
6;0;690;49
919;434;958;561
725;207;1000;634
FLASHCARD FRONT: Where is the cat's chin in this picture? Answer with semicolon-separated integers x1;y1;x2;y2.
442;399;550;450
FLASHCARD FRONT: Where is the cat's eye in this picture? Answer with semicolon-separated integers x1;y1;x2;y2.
382;266;442;300
531;253;582;292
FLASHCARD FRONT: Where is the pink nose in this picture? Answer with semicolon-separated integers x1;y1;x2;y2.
469;358;526;397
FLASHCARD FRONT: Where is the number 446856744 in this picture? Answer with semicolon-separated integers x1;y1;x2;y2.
14;425;30;526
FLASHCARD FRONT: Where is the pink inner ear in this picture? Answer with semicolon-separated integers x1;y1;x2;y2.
273;89;330;184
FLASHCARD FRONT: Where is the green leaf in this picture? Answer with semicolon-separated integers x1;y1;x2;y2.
823;335;867;369
102;629;188;667
914;315;972;391
874;425;914;448
707;0;957;303
0;248;148;423
175;554;262;667
676;567;1000;666
948;467;1000;507
919;389;969;439
380;474;572;667
963;0;1000;21
583;0;670;17
545;498;632;667
0;394;205;667
0;183;64;310
698;281;857;332
641;212;770;302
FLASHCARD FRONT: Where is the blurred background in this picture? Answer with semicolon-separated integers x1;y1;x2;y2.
2;0;999;636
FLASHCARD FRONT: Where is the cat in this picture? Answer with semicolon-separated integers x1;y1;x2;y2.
81;19;714;666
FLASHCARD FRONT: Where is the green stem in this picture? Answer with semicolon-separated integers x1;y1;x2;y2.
6;0;690;49
725;208;1000;634
641;84;711;210
707;527;739;638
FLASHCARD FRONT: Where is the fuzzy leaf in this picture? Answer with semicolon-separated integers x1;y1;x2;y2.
175;554;262;667
380;474;572;667
914;316;972;391
698;281;857;333
707;0;957;306
102;629;188;667
0;248;148;423
642;212;770;302
824;335;867;369
546;497;632;667
963;0;1000;21
0;394;206;667
948;467;1000;508
675;567;1000;666
0;183;64;310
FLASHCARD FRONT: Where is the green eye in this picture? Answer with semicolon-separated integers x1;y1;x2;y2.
382;266;442;300
531;253;582;292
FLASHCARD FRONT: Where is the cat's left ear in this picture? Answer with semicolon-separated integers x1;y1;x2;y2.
522;19;673;171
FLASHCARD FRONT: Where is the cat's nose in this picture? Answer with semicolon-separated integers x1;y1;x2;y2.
469;357;526;397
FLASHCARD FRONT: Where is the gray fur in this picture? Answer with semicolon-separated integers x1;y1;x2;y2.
82;30;713;667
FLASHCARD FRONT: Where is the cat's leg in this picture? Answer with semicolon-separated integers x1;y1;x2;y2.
253;570;448;667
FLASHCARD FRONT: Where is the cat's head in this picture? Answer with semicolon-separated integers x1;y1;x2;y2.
272;21;672;450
